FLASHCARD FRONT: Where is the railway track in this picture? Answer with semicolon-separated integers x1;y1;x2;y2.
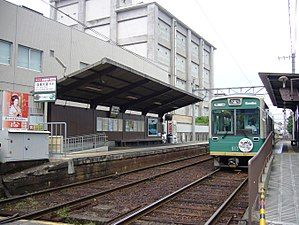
0;153;213;224
205;178;248;225
109;170;248;225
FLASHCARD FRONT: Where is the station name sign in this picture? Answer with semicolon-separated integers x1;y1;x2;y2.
33;76;57;102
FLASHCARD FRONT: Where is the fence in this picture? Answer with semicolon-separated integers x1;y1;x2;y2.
63;133;107;153
44;122;67;138
248;132;274;225
45;122;107;155
176;132;209;143
49;133;108;155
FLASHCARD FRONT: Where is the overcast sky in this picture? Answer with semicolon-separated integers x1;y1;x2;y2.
6;0;298;121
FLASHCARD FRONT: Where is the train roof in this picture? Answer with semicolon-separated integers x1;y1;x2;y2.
210;94;265;102
210;94;269;110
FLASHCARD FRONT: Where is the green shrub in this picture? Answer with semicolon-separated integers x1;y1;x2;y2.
195;116;209;125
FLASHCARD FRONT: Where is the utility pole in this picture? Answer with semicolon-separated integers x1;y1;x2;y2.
278;53;296;73
291;52;296;73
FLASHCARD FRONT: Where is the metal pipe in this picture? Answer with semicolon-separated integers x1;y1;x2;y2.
192;103;196;141
291;53;295;73
292;111;295;143
290;78;299;100
259;188;267;225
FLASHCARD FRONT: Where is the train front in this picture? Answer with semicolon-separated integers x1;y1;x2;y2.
209;96;266;168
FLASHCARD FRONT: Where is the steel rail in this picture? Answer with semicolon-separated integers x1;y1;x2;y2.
110;169;221;225
204;177;248;225
0;157;213;224
0;152;208;205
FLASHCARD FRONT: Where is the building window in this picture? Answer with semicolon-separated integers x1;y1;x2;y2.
176;78;186;90
0;40;12;65
80;62;89;69
125;120;144;132
17;45;42;72
97;117;123;132
204;50;210;68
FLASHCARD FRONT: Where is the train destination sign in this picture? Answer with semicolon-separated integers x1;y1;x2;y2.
228;98;242;106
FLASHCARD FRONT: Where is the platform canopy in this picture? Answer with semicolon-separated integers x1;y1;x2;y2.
259;72;299;111
57;58;202;116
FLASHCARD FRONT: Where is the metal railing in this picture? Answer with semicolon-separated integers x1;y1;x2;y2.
44;122;67;138
248;131;274;225
45;122;108;155
177;132;208;143
49;133;108;155
63;133;107;153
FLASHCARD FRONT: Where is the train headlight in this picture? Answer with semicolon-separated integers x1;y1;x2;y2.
238;138;253;152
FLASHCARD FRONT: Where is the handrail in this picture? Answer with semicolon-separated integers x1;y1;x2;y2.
63;133;107;153
248;131;273;225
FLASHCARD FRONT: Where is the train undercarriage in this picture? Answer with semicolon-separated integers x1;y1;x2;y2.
213;156;253;169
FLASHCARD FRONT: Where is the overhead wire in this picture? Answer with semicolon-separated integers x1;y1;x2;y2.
41;0;265;91
192;0;253;86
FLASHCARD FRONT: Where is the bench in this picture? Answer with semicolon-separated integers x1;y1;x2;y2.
115;138;163;147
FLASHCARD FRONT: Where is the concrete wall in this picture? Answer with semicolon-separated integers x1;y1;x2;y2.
0;0;169;95
52;0;216;118
0;0;213;140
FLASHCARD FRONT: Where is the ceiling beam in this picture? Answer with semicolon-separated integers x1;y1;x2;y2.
120;88;172;110
57;66;117;96
92;79;149;105
142;93;187;114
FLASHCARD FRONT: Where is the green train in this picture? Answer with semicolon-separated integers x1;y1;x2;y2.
209;95;273;168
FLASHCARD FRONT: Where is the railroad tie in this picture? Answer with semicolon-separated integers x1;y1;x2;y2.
259;188;266;225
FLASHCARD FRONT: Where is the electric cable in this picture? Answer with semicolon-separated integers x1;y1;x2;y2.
193;0;253;86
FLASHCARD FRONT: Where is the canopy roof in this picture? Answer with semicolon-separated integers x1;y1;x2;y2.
57;58;202;116
259;72;299;111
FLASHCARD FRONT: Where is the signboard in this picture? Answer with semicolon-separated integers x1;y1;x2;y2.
34;76;57;102
167;121;177;136
148;118;158;136
2;91;29;129
33;93;56;102
110;105;120;118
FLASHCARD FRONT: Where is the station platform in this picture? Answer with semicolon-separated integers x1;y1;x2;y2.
265;140;299;225
51;142;206;161
1;142;208;196
0;217;68;225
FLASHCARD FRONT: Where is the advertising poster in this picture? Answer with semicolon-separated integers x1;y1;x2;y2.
148;118;158;136
168;121;173;135
2;91;29;129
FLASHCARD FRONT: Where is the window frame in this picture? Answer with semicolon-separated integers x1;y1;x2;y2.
0;39;12;66
212;108;260;136
17;45;42;72
236;108;260;136
79;62;89;69
211;109;234;136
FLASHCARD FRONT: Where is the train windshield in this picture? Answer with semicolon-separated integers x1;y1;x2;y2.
212;108;260;136
236;109;259;136
212;109;234;135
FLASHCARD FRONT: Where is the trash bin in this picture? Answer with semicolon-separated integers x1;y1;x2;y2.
167;134;173;143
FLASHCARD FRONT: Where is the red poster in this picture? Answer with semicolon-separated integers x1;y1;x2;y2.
2;91;29;130
168;121;173;135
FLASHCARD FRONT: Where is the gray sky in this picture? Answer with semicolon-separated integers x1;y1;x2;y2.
6;0;298;121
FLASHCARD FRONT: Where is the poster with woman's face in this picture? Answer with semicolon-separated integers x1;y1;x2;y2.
2;91;29;129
